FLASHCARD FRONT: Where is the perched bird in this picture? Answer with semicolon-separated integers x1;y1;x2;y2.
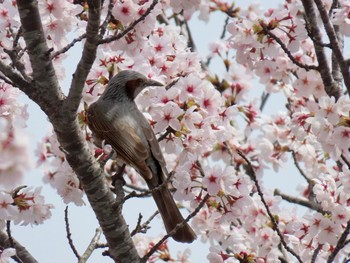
86;70;196;243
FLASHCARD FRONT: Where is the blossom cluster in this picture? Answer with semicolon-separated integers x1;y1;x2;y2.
0;84;53;229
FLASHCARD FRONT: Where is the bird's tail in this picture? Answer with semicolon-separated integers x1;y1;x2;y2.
151;185;197;243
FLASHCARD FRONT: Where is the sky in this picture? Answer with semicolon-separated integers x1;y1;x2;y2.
13;1;294;263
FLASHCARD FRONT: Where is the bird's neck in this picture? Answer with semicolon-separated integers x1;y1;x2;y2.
101;87;132;102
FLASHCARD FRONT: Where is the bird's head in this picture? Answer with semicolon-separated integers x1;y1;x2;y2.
102;70;163;101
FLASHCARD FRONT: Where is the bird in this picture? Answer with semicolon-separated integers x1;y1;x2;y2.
86;70;197;243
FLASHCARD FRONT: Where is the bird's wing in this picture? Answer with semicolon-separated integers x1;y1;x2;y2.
138;111;169;178
87;103;152;178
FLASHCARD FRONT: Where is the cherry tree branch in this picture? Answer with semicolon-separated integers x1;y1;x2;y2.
78;228;103;263
0;231;38;263
301;0;341;99
98;0;159;45
0;60;31;94
141;193;209;263
64;206;80;260
99;0;114;38
65;0;101;115
237;150;303;263
3;48;31;82
15;0;140;262
311;245;322;263
260;22;318;71
292;151;311;184
130;211;159;236
259;92;270;112
51;33;87;59
274;189;323;213
327;220;350;263
16;0;66;110
313;0;350;93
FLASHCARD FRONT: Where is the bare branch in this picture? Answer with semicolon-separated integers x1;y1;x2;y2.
328;220;350;263
237;150;303;263
314;0;350;94
220;17;230;39
65;0;101;115
99;0;114;38
6;221;14;248
64;206;81;260
0;231;38;263
124;183;149;193
259;92;270;112
130;211;159;236
141;194;209;263
125;190;152;200
311;245;322;263
3;48;31;82
17;0;65;113
0;60;31;92
51;33;87;59
78;228;103;263
301;0;341;99
260;22;318;71
99;0;159;45
292;151;312;184
274;189;323;213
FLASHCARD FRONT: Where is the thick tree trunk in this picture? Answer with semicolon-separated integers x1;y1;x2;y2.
14;0;141;262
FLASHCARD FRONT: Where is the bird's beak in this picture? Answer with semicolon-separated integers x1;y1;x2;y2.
145;79;163;87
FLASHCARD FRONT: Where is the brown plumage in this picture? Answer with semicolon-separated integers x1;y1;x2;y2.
86;70;196;243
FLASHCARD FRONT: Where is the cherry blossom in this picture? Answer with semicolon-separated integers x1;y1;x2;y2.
0;248;16;263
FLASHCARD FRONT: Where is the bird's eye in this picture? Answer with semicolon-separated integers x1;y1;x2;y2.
125;78;144;99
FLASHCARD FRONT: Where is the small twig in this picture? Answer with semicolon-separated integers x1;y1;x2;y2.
329;0;339;16
237;150;303;263
6;221;14;248
165;77;181;91
311;244;322;263
304;18;331;48
130;211;159;236
111;163;126;187
131;213;143;236
64;206;81;260
274;189;324;213
301;0;340;99
0;75;14;86
314;0;350;94
141;194;209;263
13;27;22;49
341;154;350;172
124;183;149;193
220;17;230;39
260;22;318;71
51;33;87;58
327;220;350;263
99;0;114;38
124;171;175;201
78;228;102;263
3;48;30;82
157;127;173;142
292;151;312;184
124;190;152;200
140;211;159;232
183;19;196;52
99;0;159;45
259;92;270;112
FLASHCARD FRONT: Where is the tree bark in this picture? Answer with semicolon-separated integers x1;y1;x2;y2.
15;0;141;261
0;231;38;263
